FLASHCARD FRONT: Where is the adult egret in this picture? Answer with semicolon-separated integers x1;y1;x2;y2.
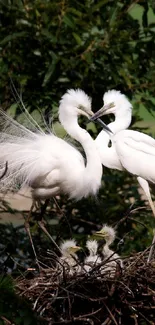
0;89;112;256
84;239;101;272
91;90;155;262
94;225;123;277
58;239;81;276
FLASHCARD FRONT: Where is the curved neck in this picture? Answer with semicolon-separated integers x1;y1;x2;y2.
109;110;132;133
59;112;102;198
103;244;113;257
63;116;100;167
98;111;132;145
95;112;132;170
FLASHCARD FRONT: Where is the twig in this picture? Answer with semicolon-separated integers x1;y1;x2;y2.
138;312;153;325
103;303;118;325
0;316;15;325
101;318;112;325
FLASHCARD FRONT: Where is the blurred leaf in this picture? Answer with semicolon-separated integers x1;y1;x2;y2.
0;32;26;45
6;103;18;118
42;56;59;87
72;32;82;45
63;15;75;28
86;121;97;133
0;275;14;293
52;121;67;138
92;0;111;12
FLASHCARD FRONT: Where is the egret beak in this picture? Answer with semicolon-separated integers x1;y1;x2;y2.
78;108;94;118
90;102;115;120
70;246;81;253
78;107;113;133
94;118;113;134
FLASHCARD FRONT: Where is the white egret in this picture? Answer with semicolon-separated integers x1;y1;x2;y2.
0;89;112;256
94;225;123;277
58;239;81;276
91;90;155;262
84;239;101;272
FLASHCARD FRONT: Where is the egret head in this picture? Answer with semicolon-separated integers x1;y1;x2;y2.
94;225;116;246
59;89;93;119
86;239;98;256
60;239;81;256
59;89;113;133
91;90;132;122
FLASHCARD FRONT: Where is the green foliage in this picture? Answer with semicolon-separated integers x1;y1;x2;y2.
0;0;155;115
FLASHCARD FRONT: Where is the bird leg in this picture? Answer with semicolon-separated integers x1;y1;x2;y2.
37;199;62;254
137;177;155;263
40;198;50;216
24;200;40;266
37;218;61;253
147;229;155;264
25;198;61;260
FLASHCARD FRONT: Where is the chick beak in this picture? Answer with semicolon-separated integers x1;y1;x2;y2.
93;231;107;239
71;246;81;253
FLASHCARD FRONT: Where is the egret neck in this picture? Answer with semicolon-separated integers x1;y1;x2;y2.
59;111;103;198
95;111;132;171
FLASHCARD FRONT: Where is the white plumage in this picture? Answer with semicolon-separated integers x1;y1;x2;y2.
94;90;132;171
114;130;155;184
0;89;103;201
84;239;101;272
94;225;123;278
58;239;81;276
91;90;155;262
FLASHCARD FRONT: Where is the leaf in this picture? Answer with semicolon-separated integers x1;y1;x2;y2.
91;0;110;12
72;32;82;45
109;6;119;27
63;15;75;28
6;103;18;118
68;8;82;17
0;275;14;293
52;121;67;138
86;121;97;134
16;19;32;27
42;53;59;86
0;32;26;45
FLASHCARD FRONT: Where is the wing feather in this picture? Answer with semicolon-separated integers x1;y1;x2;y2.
114;130;155;183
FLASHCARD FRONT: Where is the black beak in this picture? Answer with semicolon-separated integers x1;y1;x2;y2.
92;118;113;134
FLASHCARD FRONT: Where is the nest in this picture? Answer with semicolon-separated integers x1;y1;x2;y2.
16;250;155;325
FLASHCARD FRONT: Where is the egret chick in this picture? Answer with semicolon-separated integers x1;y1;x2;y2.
84;239;102;272
58;239;81;276
94;225;123;277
